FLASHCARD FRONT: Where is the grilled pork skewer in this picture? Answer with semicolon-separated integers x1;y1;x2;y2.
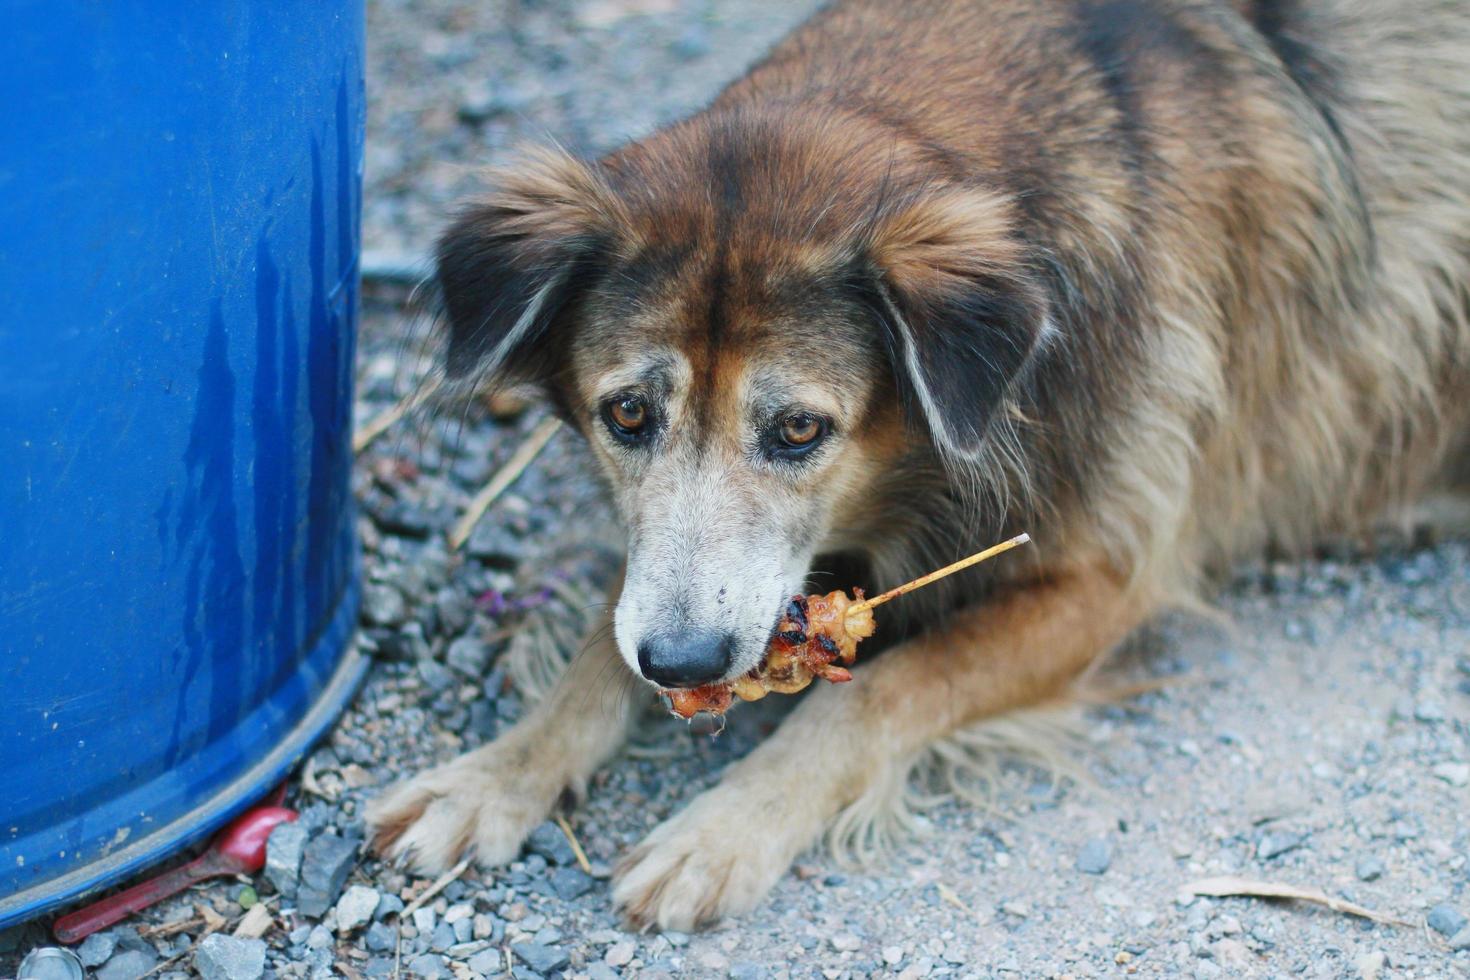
660;533;1031;719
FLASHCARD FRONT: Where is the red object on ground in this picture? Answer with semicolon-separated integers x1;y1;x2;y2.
52;804;297;944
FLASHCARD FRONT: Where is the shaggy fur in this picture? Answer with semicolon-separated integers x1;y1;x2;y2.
368;0;1470;930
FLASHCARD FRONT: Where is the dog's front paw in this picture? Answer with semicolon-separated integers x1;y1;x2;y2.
365;733;564;876
612;780;818;931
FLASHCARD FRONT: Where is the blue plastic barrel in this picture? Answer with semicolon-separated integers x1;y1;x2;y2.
0;3;367;926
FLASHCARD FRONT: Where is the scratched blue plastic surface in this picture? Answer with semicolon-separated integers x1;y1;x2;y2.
0;3;365;924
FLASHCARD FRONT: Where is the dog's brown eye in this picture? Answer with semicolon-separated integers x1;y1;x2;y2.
781;413;823;446
603;395;651;443
769;412;829;461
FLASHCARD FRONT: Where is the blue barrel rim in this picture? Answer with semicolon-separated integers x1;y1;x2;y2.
0;559;366;930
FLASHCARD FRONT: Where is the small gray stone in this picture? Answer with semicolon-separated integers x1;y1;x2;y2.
1448;926;1470;951
584;964;621;980
365;922;397;953
374;894;404;921
418;658;455;692
306;925;334;949
512;942;571;975
446;635;491;677
430;921;457;952
78;931;118;967
336;884;381;933
525;821;577;866
296;834;359;918
468;949;503;974
729;963;765;980
363;957;397;979
452;917;473;943
407;953;449;978
95;949;159;980
361;583;407;626
194;935;267;980
1077;837;1113;874
1427;903;1467;937
549;866;595;901
1355;855;1386;881
1414;700;1445;722
1256;831;1305;860
265;821;308;899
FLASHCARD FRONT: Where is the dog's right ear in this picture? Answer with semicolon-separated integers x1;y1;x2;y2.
436;148;627;383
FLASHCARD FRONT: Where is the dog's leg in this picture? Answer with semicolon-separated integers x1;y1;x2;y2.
613;562;1149;930
367;597;643;875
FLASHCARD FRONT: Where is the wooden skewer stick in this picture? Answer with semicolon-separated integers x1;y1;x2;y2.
448;416;564;550
846;532;1031;617
352;375;443;455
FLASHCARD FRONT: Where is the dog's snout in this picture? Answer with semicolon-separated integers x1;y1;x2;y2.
636;630;734;687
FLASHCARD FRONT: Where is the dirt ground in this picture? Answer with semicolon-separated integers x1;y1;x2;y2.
5;1;1468;978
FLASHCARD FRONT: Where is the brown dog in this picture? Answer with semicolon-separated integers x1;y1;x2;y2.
367;0;1470;929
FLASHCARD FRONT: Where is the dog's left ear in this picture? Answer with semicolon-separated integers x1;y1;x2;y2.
858;186;1051;462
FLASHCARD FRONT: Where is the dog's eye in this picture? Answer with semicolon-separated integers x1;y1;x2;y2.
603;395;651;443
770;412;829;459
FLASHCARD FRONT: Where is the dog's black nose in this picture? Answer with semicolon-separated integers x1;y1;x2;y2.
637;630;734;686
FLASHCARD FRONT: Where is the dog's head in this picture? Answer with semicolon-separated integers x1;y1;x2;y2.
436;118;1049;689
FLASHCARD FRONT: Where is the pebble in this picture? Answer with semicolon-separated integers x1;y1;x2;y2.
336;884;381;933
1431;762;1469;787
446;635;491;676
511;942;571;974
407;953;449;978
525;821;578;866
374;894;404;921
265;822;308;899
1413;700;1445;723
430;921;457;952
1427;903;1467;937
364;922;397;953
77;932;117;967
296;834;360;918
1077;837;1113;874
361;583;408;626
305;925;334;950
412;906;437;933
882;945;905;966
417;658;455;692
95;949;158;980
1449;926;1470;951
466;949;501;973
604;941;635;967
830;932;861;952
1355;855;1386;882
549;866;595;900
1256;831;1306;860
194;935;267;980
729;963;765;980
1353;950;1386;980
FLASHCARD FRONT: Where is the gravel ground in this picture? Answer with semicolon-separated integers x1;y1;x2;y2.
6;1;1470;978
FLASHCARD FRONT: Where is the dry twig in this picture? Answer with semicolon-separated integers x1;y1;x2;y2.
448;416;563;550
353;376;442;455
555;815;594;875
401;856;474;919
1184;876;1409;926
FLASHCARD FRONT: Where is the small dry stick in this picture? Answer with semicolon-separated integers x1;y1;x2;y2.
352;376;443;455
555;815;594;875
846;532;1031;618
1185;876;1410;926
448;416;563;550
400;855;474;919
